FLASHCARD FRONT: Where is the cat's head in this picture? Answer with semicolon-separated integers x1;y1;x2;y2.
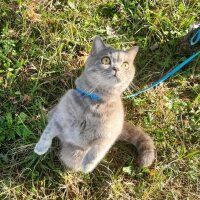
78;36;138;95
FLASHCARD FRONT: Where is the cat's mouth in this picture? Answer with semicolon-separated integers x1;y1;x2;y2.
112;74;121;82
106;72;121;83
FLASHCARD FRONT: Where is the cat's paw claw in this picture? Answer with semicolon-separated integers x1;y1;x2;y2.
34;141;50;155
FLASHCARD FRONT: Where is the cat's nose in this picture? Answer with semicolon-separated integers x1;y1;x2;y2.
112;67;119;76
113;67;119;71
112;67;119;72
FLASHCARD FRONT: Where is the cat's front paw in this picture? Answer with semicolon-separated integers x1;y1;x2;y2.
81;162;95;173
34;140;51;155
81;152;96;173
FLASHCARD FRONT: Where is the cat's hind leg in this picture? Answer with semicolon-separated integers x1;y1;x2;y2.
60;143;86;171
34;122;58;155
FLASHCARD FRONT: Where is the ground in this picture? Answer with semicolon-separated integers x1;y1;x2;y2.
0;0;200;199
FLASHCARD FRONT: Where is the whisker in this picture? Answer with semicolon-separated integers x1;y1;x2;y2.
102;70;111;75
127;84;134;90
124;86;133;95
86;80;101;95
124;82;137;95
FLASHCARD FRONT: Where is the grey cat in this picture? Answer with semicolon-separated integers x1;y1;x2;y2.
34;36;155;173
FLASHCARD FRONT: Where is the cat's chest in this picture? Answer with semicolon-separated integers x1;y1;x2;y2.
84;101;124;130
79;101;124;140
87;101;122;118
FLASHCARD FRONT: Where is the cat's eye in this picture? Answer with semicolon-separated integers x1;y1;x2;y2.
121;62;129;70
101;56;111;65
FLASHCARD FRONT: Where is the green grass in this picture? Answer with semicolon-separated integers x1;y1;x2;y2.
0;0;200;199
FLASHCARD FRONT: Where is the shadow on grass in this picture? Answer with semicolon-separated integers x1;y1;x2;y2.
0;139;140;199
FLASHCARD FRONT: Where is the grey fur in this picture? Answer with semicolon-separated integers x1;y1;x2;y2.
34;36;155;173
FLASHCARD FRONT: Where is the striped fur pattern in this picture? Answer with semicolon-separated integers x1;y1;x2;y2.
34;36;155;173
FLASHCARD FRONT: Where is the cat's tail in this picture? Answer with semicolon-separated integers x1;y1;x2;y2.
118;122;155;167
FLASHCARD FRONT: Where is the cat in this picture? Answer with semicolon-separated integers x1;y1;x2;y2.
34;36;155;173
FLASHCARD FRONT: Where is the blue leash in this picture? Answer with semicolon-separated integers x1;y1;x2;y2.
124;27;200;99
191;28;200;46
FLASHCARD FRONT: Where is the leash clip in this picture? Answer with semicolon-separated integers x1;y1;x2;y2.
190;28;200;46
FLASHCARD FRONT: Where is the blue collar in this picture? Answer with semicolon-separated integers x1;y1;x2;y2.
75;87;102;101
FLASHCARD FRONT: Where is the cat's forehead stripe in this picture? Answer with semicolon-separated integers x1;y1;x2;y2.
109;51;125;62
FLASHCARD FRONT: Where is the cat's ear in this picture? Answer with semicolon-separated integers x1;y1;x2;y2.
126;46;139;59
91;36;106;55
